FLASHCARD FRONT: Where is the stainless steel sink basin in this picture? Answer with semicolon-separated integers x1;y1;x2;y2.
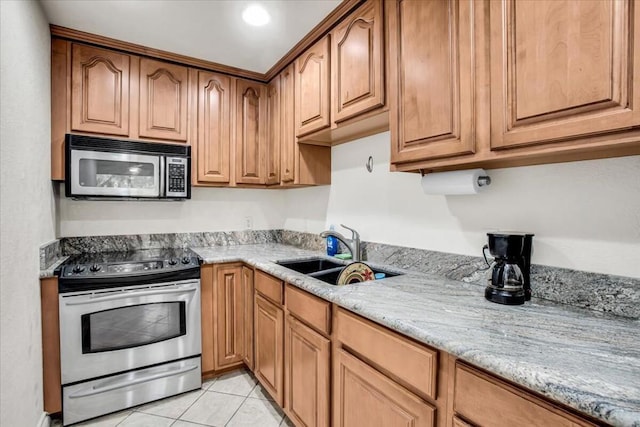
277;257;402;285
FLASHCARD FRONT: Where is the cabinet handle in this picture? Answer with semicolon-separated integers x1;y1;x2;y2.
68;364;199;398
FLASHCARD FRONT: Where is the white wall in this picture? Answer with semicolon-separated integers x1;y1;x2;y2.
284;132;640;278
0;1;56;425
58;186;287;236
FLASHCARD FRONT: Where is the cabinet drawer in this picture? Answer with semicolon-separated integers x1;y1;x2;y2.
334;307;438;400
454;363;596;427
255;270;283;305
285;284;331;336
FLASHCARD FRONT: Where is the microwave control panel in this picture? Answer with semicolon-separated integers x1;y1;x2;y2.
165;157;188;198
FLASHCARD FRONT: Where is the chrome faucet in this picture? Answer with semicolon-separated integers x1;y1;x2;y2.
320;224;361;262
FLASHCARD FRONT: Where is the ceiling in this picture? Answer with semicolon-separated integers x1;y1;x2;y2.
40;0;342;73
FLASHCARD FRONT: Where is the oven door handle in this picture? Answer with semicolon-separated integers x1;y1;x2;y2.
68;364;199;399
64;286;198;306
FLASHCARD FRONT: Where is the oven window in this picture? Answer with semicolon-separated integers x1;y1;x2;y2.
79;159;156;189
81;302;186;353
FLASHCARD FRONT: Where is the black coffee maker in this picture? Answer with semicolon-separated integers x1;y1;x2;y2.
482;232;534;305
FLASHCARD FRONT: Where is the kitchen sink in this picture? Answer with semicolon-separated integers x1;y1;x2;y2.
277;257;402;285
276;257;345;274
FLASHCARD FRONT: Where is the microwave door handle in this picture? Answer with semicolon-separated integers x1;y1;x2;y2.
63;286;198;306
159;156;166;197
68;364;199;398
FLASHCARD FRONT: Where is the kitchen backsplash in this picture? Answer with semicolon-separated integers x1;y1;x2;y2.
41;230;640;319
60;230;280;254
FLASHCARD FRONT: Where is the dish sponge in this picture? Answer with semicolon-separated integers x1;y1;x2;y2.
334;253;352;260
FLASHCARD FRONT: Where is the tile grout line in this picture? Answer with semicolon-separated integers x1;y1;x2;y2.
168;377;219;426
222;382;259;427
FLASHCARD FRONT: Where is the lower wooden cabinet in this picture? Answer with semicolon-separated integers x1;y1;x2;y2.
454;363;597;427
199;266;601;427
284;315;330;427
41;277;62;414
213;263;245;370
201;263;246;376
333;349;436;427
254;293;285;406
241;266;255;370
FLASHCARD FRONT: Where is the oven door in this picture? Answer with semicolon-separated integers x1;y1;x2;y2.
59;280;201;385
69;149;162;198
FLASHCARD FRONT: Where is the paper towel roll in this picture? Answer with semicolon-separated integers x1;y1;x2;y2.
421;169;490;195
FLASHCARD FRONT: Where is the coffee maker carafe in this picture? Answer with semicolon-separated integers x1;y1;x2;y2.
482;232;534;305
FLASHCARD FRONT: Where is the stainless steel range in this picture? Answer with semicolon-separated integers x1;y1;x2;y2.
57;248;202;425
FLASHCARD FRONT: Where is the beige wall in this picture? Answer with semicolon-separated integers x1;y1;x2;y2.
0;1;56;425
284;132;640;278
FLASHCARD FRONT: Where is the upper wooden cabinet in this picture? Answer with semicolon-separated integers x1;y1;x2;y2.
139;58;188;142
389;0;640;172
388;0;476;164
489;0;640;150
193;70;233;185
71;44;131;137
266;78;281;185
295;35;331;137
235;79;268;185
296;0;389;146
331;0;384;123
279;65;296;184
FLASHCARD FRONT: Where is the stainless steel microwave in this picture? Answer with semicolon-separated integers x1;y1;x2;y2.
65;134;191;200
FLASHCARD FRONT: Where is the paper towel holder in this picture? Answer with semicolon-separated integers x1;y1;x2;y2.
420;169;492;188
478;175;491;187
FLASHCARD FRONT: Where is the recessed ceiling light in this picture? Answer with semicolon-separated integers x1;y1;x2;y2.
242;4;270;26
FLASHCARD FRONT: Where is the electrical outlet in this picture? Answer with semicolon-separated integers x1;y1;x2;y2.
244;216;253;229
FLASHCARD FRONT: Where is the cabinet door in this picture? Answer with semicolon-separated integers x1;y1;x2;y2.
333;349;435;427
41;278;61;413
241;266;255;370
214;264;244;370
200;265;215;374
332;0;384;123
266;78;281;185
295;35;331;137
388;0;476;163
254;294;284;406
490;0;640;149
139;58;188;141
280;65;296;184
197;71;232;183
284;315;330;427
236;79;267;185
71;44;130;136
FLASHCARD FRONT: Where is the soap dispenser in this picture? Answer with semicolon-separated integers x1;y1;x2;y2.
326;225;338;256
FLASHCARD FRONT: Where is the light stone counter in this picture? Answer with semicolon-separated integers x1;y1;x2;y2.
193;244;640;427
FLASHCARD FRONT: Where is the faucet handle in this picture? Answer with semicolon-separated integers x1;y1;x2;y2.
340;224;360;240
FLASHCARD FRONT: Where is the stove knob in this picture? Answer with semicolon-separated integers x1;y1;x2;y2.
168;258;178;266
72;265;85;274
181;257;191;264
89;264;101;272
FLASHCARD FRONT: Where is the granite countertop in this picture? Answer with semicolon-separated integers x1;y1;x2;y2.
192;244;640;427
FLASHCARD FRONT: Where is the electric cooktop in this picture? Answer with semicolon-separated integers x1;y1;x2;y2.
57;248;202;293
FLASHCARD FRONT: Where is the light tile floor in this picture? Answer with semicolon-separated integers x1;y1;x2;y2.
53;370;294;427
